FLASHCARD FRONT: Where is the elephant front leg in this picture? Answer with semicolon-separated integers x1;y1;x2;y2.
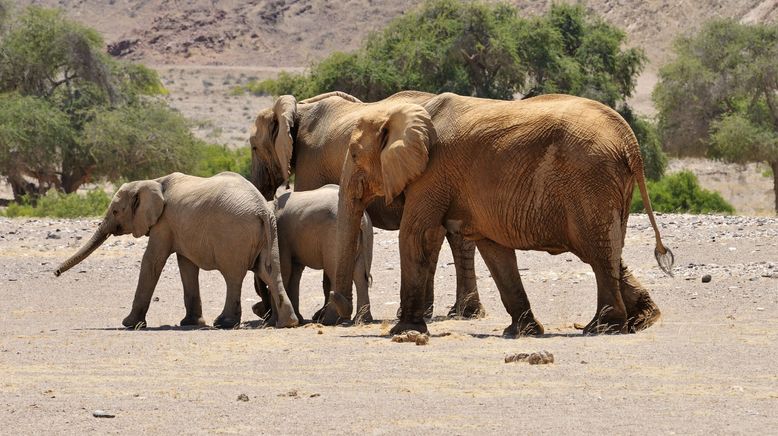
390;224;447;336
446;233;485;319
177;254;205;327
123;239;171;329
475;238;543;337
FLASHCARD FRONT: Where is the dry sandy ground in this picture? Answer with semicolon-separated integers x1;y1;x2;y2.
1;213;776;433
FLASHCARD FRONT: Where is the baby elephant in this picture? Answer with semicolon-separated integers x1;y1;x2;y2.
253;185;374;324
55;172;299;329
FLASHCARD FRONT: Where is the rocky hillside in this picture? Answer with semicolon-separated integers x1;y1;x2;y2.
18;0;778;68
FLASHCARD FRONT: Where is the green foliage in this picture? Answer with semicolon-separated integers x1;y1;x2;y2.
0;93;75;191
0;5;187;200
237;0;662;176
242;71;312;97
709;113;778;164
654;19;778;211
654;20;778;158
240;0;646;104
619;107;667;180
630;171;734;214
192;143;251;178
80;102;201;181
2;189;111;218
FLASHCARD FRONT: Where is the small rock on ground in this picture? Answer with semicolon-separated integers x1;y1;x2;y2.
391;330;429;345
505;351;554;365
92;410;115;418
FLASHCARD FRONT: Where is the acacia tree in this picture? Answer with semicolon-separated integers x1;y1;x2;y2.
654;20;778;212
247;0;665;178
0;6;197;200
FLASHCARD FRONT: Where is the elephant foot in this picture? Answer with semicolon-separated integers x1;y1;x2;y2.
180;315;206;327
317;305;343;326
275;312;299;328
252;301;271;320
447;301;486;319
353;307;373;324
122;315;147;330
396;304;434;321
502;312;544;338
389;319;428;336
582;307;627;335
213;314;241;329
311;305;326;323
625;291;661;333
329;292;353;319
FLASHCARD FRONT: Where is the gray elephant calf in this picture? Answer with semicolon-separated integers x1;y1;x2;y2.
55;172;299;329
253;184;373;323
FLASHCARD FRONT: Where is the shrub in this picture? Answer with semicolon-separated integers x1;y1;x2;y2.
2;189;112;218
192;143;251;178
240;0;645;105
630;170;734;214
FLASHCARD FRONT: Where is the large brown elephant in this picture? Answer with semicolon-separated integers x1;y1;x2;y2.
249;91;485;319
326;92;674;336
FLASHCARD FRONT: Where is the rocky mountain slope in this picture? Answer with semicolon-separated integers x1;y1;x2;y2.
19;0;778;68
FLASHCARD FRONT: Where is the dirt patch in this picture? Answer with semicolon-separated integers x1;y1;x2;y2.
1;213;777;432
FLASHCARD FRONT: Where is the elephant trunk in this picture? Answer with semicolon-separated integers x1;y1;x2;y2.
54;220;111;276
330;188;367;318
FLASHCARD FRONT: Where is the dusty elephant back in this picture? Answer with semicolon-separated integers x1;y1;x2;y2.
162;172;269;271
419;93;639;255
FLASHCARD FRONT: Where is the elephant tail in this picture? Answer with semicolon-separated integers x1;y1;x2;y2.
627;135;675;277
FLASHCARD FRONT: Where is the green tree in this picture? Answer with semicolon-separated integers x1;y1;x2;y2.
654;20;778;211
242;0;664;179
0;6;196;200
80;103;201;181
0;93;75;198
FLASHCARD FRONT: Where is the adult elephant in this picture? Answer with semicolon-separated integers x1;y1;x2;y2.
249;91;485;320
326;92;674;336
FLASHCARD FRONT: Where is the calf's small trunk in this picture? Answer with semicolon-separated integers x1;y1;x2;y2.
54;220;110;276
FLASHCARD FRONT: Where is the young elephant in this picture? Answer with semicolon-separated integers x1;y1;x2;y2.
252;185;373;324
54;172;299;329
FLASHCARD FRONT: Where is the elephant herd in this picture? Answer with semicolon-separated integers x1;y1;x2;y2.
55;90;674;337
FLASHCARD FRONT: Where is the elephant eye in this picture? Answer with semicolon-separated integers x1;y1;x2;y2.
112;210;118;216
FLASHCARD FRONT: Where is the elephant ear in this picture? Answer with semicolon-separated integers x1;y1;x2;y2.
379;104;435;205
130;181;164;238
273;95;297;182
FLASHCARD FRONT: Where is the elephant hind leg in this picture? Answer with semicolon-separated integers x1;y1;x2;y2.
311;273;331;323
214;273;244;329
252;275;272;321
177;254;205;327
584;258;628;335
620;261;661;332
285;262;305;323
352;254;373;324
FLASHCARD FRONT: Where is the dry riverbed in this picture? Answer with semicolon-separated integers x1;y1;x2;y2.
1;214;776;433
